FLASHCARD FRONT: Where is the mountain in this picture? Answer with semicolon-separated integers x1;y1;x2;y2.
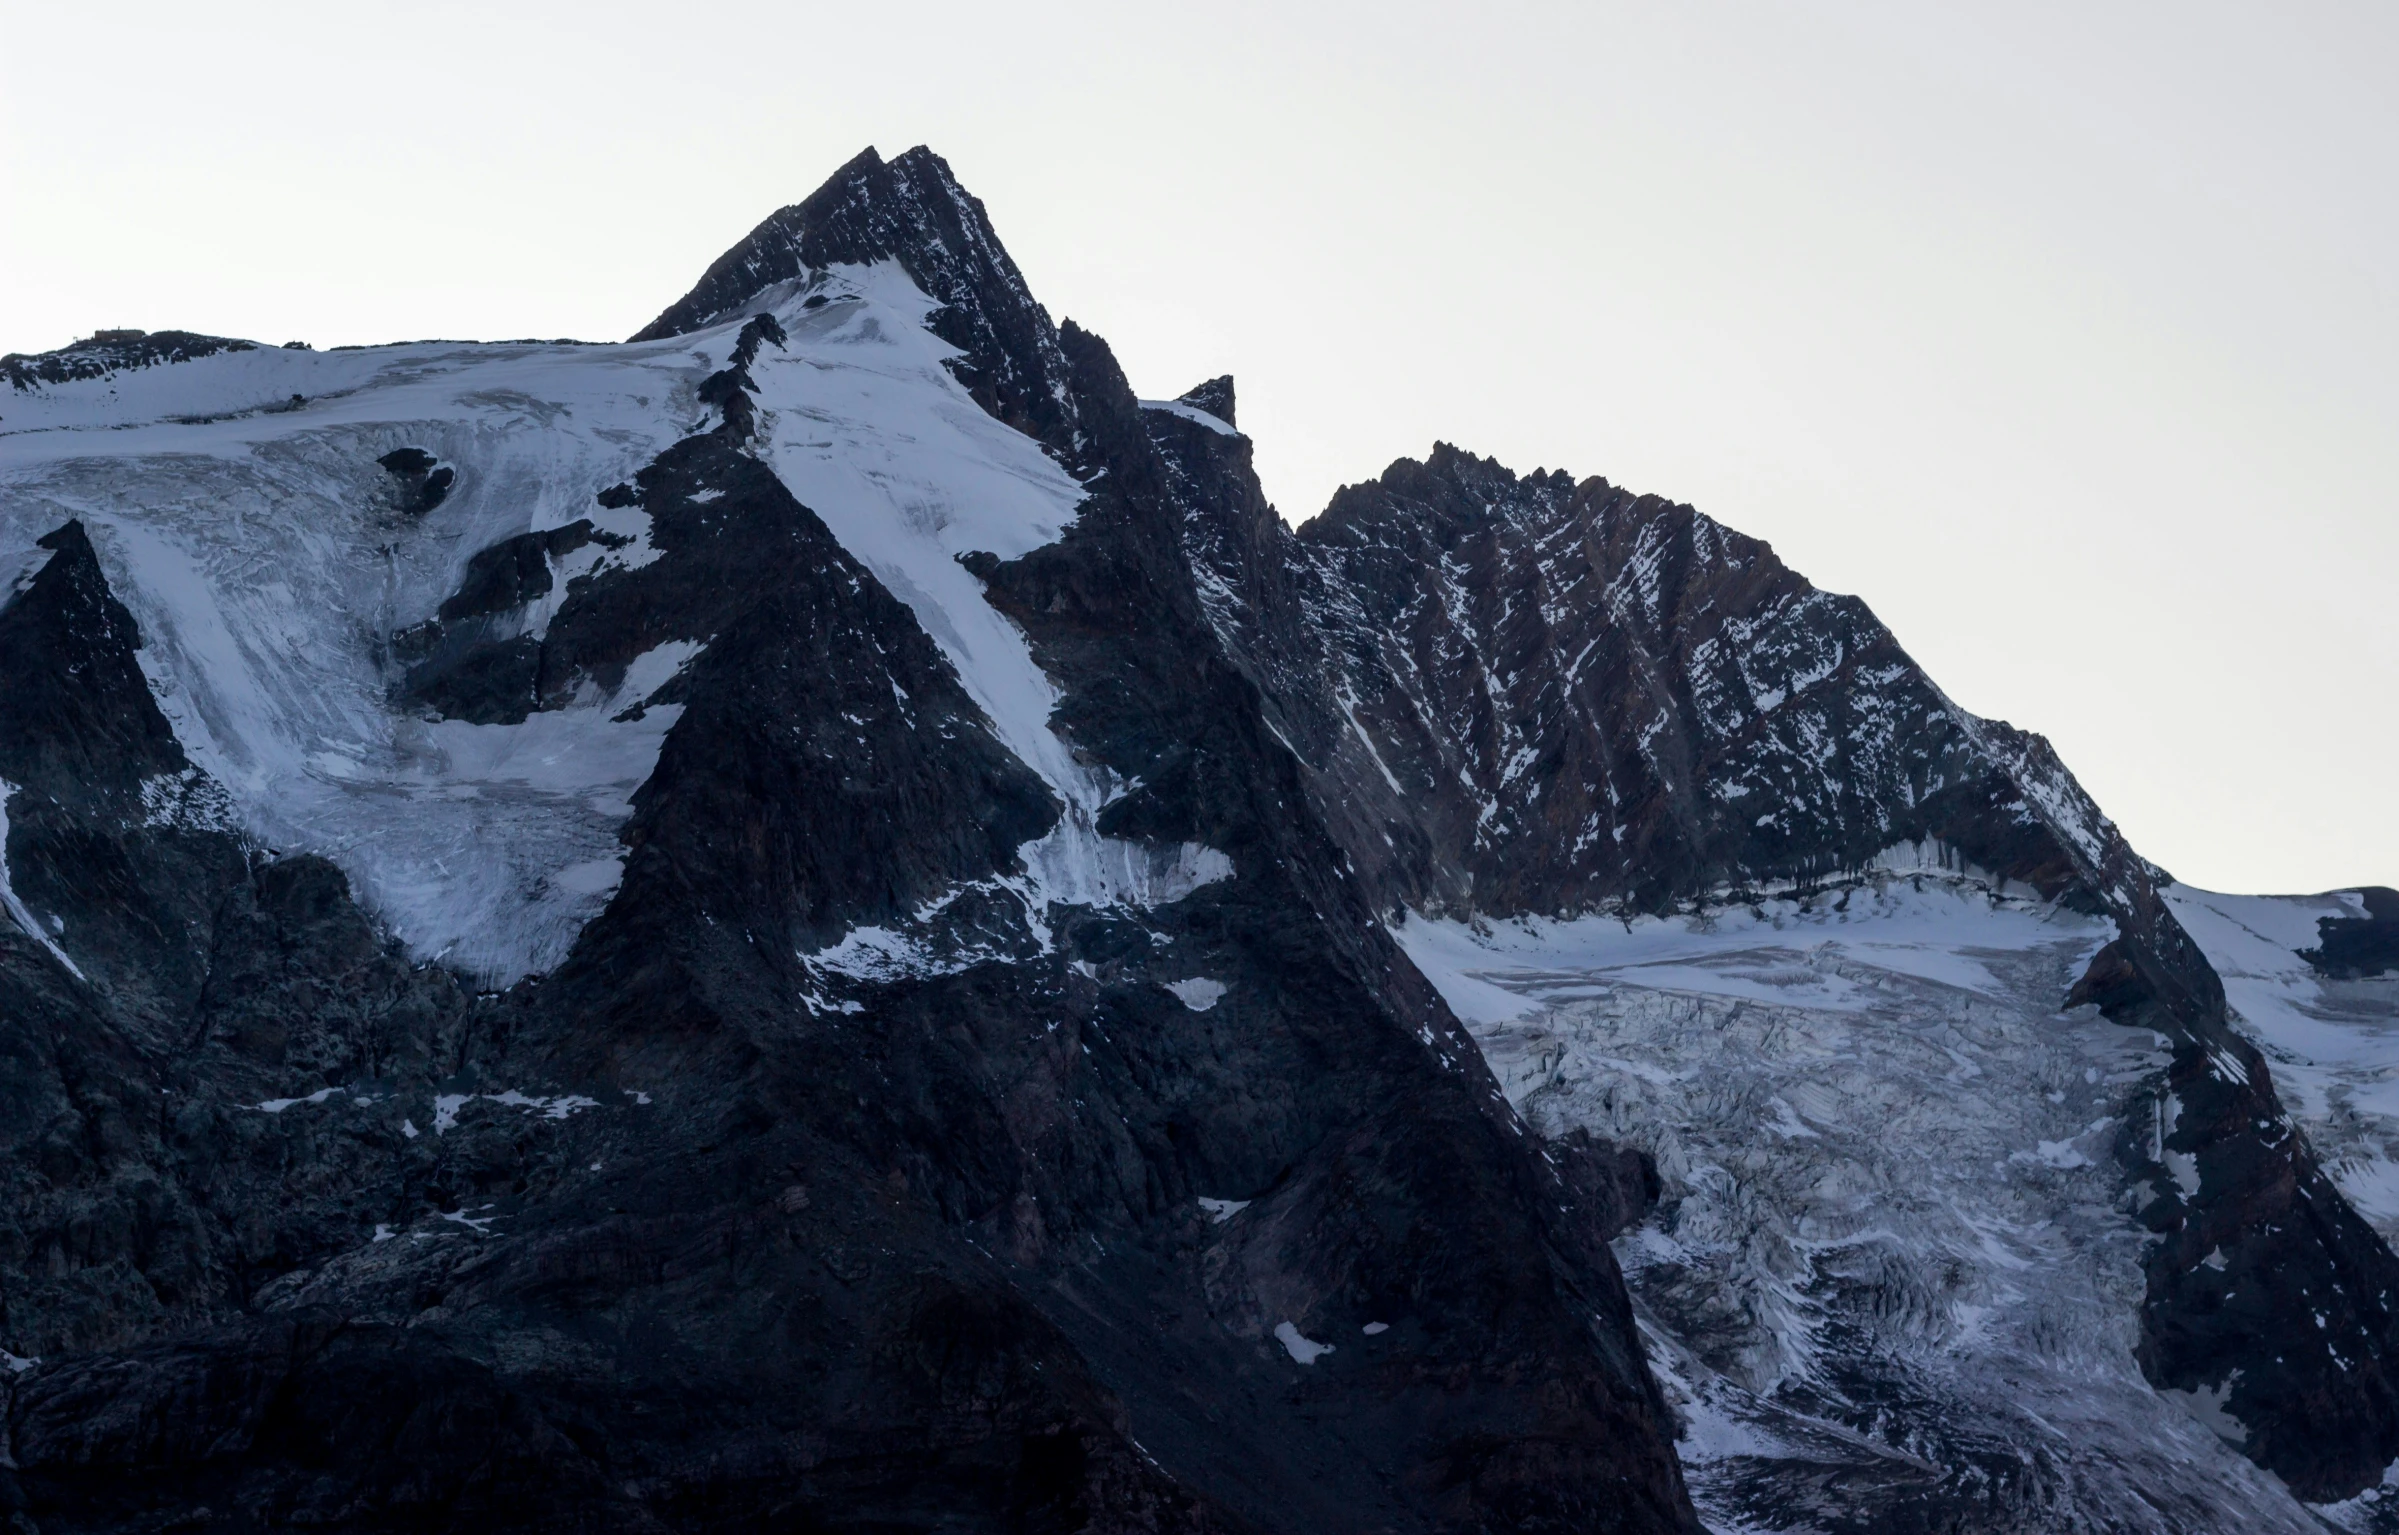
0;144;2392;1534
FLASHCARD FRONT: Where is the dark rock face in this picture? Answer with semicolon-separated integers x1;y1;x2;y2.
0;524;464;1375
691;312;784;446
433;520;605;624
376;447;455;517
2306;885;2399;979
0;522;188;794
0;496;1208;1533
1;331;256;393
573;432;1060;950
2080;933;2399;1500
2;139;2389;1532
1551;1128;1661;1243
0;148;1701;1534
1171;441;2076;923
1157;413;2399;1501
1176;376;1235;428
400;435;1061;954
632;147;1083;455
0;521;247;1037
939;319;1696;1534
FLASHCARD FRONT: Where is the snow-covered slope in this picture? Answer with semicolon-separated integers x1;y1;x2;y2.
0;257;1225;983
739;268;1232;924
3;142;2393;1535
0;333;705;978
1399;865;2350;1532
2167;886;2399;1239
0;145;1707;1535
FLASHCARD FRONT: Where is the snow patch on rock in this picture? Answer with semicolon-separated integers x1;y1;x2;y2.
1274;1322;1333;1365
253;1087;346;1114
1139;398;1238;436
430;1089;602;1134
0;781;86;980
2165;1374;2249;1445
1166;978;1227;1011
748;265;1233;925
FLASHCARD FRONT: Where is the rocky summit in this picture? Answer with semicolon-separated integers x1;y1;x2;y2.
0;146;2393;1535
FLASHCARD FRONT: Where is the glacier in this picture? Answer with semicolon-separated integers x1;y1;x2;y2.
3;142;2391;1533
1400;864;2386;1532
0;258;1231;984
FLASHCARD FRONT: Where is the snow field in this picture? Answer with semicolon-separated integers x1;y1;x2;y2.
742;265;1233;962
1398;868;2328;1533
0;260;1234;985
0;332;727;980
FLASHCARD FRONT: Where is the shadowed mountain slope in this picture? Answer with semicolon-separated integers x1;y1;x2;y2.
0;145;2390;1535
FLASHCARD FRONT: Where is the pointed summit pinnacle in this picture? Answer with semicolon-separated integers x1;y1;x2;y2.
632;146;1082;454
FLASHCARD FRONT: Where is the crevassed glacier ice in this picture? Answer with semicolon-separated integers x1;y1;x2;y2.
1398;872;2336;1534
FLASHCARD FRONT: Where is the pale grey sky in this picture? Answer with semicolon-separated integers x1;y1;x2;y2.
3;1;2390;895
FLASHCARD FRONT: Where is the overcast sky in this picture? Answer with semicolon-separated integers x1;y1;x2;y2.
3;1;2390;895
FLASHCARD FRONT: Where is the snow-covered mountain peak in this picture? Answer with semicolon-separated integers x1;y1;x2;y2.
633;145;1085;459
0;228;1101;983
3;147;2396;1535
